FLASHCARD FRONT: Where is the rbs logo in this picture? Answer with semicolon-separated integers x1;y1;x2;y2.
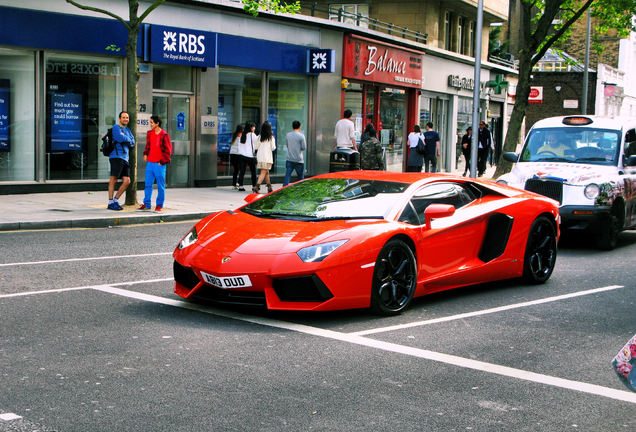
163;31;205;55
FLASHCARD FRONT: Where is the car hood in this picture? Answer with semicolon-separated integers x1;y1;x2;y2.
195;211;380;255
509;162;618;185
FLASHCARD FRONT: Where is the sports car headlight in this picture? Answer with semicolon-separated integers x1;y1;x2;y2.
297;240;348;263
584;183;600;200
178;227;198;249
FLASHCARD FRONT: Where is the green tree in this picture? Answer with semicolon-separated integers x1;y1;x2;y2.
66;0;166;206
242;0;300;16
494;0;636;178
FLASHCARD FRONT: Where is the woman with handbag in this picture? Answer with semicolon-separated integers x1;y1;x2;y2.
229;124;243;189
406;124;424;172
237;122;258;191
254;121;276;193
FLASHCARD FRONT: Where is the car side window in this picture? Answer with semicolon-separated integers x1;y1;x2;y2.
625;129;636;158
398;182;476;225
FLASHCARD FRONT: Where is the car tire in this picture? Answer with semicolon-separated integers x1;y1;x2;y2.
595;212;620;250
522;216;557;284
370;239;417;315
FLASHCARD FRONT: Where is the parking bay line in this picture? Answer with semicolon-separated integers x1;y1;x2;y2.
0;252;172;268
93;285;636;405
351;285;627;336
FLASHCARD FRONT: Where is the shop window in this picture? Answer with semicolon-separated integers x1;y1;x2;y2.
344;82;364;143
267;73;309;176
217;68;262;177
45;53;122;180
380;87;405;173
0;49;35;182
329;4;369;28
153;64;192;92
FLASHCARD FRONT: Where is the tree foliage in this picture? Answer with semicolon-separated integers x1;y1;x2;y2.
493;0;636;178
242;0;300;17
66;0;166;206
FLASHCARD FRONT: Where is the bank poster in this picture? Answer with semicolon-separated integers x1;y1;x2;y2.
50;92;82;152
0;79;9;152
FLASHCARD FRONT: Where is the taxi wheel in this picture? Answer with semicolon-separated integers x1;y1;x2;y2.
370;239;417;315
596;213;620;250
523;216;557;284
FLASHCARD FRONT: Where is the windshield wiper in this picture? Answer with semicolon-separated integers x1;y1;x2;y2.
307;215;384;222
535;157;571;162
575;157;608;162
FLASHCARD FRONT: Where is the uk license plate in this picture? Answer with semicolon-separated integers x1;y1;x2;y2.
200;271;253;289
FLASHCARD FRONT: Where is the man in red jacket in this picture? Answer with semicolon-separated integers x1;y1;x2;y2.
138;115;172;212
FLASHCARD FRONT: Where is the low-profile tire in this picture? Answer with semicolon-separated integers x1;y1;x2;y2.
370;239;417;315
595;213;620;250
522;216;557;284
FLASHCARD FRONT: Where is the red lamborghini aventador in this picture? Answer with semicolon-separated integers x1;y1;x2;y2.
173;171;560;315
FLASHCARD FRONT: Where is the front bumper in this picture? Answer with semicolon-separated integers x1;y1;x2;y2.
559;205;612;231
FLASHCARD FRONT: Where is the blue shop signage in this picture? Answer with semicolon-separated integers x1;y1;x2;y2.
0;79;9;152
307;49;335;74
148;24;217;68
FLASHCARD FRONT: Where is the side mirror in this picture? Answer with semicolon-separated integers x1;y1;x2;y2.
627;155;636;167
244;193;261;203
503;152;519;163
424;204;456;229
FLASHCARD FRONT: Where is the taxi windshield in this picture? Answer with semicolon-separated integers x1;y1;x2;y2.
519;127;620;165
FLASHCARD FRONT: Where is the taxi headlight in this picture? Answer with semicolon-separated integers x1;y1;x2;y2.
297;240;348;263
584;183;600;200
178;227;198;249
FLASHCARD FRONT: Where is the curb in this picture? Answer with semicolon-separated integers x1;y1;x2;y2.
0;212;211;232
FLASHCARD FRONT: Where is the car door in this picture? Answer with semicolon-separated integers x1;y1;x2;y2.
398;181;489;292
622;129;636;227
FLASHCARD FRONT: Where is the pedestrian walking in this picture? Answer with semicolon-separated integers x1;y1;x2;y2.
229;124;243;189
237;121;258;191
359;125;384;170
461;126;472;176
477;120;493;176
423;122;441;173
138;115;172;212
107;111;135;211
406;125;424;172
334;109;357;151
360;122;374;144
254;121;276;193
283;120;306;186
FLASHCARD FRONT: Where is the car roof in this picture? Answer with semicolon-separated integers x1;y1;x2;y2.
530;115;636;132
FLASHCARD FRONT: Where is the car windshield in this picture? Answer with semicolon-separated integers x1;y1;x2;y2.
241;178;409;220
519;127;620;165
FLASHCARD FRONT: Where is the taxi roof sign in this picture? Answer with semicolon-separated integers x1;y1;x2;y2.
562;116;593;126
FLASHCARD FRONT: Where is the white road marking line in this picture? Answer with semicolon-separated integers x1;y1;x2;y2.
351;285;627;336
0;279;172;299
93;285;636;405
0;413;23;421
0;252;172;267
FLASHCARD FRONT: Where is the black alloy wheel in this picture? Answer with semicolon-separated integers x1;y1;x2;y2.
523;216;557;284
370;239;417;315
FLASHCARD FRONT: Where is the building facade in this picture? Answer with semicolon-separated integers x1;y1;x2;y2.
0;0;514;193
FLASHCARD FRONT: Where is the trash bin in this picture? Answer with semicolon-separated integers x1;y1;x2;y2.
329;148;360;172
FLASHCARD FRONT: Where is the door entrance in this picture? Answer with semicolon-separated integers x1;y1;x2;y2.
152;93;193;187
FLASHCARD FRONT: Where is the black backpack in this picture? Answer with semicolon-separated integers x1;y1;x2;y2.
100;128;115;156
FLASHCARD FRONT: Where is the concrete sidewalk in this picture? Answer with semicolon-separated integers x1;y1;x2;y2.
0;161;496;231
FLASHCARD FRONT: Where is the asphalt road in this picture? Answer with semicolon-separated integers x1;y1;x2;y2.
1;222;635;431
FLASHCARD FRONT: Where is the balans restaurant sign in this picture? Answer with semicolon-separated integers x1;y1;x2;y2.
342;35;422;88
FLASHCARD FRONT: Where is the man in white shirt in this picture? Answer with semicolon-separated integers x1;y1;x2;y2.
334;109;357;151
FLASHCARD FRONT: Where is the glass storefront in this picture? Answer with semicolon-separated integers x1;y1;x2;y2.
217;68;309;178
267;72;309;175
419;94;449;171
45;53;122;180
0;48;35;181
217;68;263;177
379;87;405;172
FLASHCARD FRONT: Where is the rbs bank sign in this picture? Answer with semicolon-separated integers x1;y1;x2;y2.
149;25;217;68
